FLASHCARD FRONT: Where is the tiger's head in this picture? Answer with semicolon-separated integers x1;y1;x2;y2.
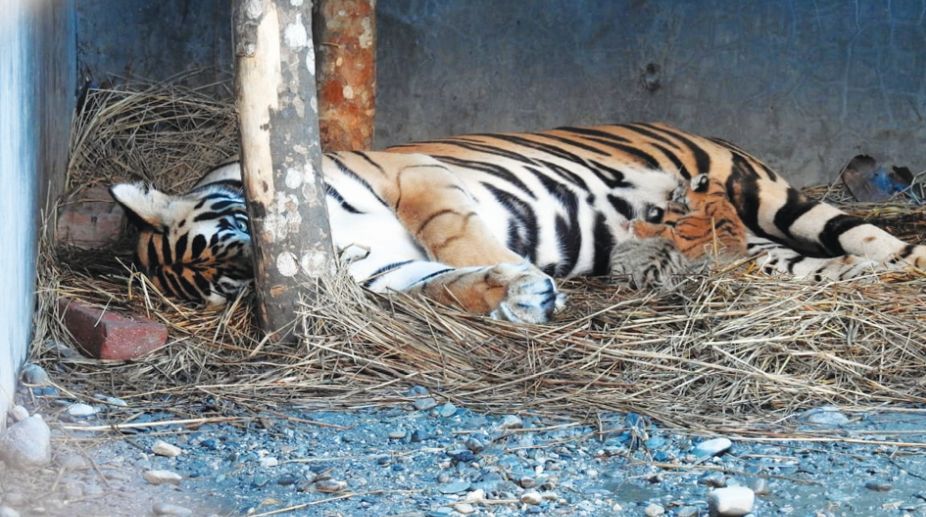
109;173;252;306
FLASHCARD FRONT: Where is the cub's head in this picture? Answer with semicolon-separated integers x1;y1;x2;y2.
109;180;252;306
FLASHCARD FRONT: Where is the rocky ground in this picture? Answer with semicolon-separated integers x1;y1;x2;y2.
2;365;926;517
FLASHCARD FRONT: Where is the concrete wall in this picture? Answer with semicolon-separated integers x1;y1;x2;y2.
76;0;926;186
376;0;926;186
0;0;77;426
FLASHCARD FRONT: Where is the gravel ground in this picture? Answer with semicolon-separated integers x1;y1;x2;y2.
3;379;926;517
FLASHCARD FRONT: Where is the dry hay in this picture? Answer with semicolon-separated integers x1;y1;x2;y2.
32;82;926;434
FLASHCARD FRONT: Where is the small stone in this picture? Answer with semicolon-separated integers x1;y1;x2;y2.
414;397;438;411
20;363;50;385
259;456;279;468
463;489;486;504
276;474;298;486
465;437;485;453
644;503;665;516
699;473;727;488
0;414;51;468
677;507;699;517
388;430;407;440
152;503;194;516
104;396;128;407
708;486;755;516
499;415;523;429
8;405;29;422
66;403;97;418
751;478;770;495
439;480;471;494
645;436;666;449
410;429;427;442
152;440;183;458
804;406;850;426
520;490;543;505
865;480;892;492
316;479;347;493
57;452;89;470
63;481;83;499
200;438;218;450
437;403;457;418
519;476;536;488
143;469;183;485
0;506;20;517
453;503;475;514
693;438;733;458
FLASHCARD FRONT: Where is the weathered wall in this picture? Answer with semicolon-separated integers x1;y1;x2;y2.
0;0;77;426
75;0;926;185
77;0;232;87
376;0;926;186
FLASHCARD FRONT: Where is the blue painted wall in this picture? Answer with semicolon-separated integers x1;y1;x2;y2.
0;0;76;423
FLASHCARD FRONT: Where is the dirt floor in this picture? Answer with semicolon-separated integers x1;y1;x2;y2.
4;376;926;517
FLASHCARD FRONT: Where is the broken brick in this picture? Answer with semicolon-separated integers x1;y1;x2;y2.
56;185;125;249
58;298;168;360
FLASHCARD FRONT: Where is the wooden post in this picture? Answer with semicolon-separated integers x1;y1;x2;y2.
315;0;376;151
233;0;334;340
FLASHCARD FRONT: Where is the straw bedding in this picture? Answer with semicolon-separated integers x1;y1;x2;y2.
32;82;926;433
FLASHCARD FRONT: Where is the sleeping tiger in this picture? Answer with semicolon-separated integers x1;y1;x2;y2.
109;123;926;324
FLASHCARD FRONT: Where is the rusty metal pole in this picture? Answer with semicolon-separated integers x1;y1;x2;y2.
315;0;376;151
232;0;334;341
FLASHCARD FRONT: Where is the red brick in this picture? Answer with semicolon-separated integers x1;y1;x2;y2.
58;298;168;360
56;186;125;249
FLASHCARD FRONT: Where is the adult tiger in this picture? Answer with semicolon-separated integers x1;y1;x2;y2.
110;123;926;323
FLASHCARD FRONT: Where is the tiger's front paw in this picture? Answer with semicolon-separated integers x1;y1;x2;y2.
488;263;564;324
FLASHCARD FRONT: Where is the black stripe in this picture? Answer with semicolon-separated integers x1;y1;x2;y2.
819;215;866;257
351;151;387;175
531;133;611;156
650;142;692;179
554;126;632;143
535;159;590;191
194;208;246;222
639;123;712;175
174;234;188;262
591;212;615;276
191;234;207;258
466;133;592;167
362;260;416;288
435;139;537;166
622;123;684;150
481;182;538;263
431;155;536;200
575;137;662;170
413;268;455;285
772;188;817;239
325;184;363;214
326;154;389;207
522;166;582;276
606;194;635;220
588;160;634;189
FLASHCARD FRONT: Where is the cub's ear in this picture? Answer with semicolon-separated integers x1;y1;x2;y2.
109;183;173;229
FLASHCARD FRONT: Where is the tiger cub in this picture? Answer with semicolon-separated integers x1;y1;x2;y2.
632;174;748;261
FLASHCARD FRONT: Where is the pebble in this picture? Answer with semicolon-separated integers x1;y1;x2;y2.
865;480;892;492
499;415;523;430
699;473;727;488
152;503;194;516
152;440;183;458
259;456;279;468
751;478;770;495
410;429;427;442
519;476;537;488
644;503;666;516
57;452;90;470
0;414;51;468
388;430;407;440
66;403;97;418
804;406;850;426
707;486;755;516
143;469;183;485
8;405;29;422
520;490;543;505
453;503;475;514
20;363;50;385
0;506;20;517
677;507;699;517
104;396;128;407
693;437;733;458
465;437;485;453
463;489;486;504
414;397;438;411
439;480;471;494
437;403;457;418
316;479;348;493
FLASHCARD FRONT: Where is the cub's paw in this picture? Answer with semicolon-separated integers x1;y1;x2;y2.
886;244;926;271
488;263;564;324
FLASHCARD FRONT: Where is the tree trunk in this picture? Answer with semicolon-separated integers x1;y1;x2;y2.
315;0;376;151
233;0;333;341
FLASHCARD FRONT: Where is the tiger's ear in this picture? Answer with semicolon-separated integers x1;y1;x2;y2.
109;183;173;229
